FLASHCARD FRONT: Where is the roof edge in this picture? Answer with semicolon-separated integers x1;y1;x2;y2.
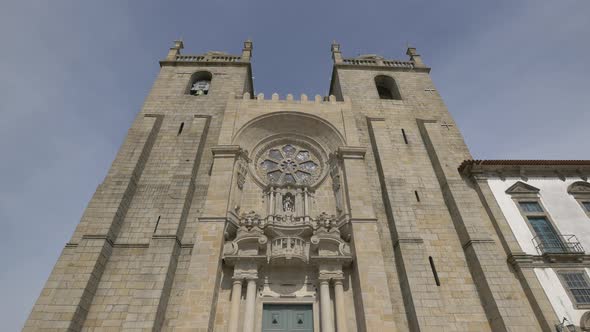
459;159;590;179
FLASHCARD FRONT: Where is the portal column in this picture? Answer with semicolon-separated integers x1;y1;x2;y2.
333;278;348;332
243;278;258;332
320;279;335;332
228;278;243;332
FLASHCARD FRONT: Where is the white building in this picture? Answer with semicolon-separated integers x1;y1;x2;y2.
461;160;590;331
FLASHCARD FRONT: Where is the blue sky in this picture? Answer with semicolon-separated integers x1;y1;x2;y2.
1;1;589;330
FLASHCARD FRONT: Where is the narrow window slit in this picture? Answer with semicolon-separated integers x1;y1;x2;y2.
415;190;420;202
402;129;408;144
153;216;161;234
178;122;184;135
429;256;441;286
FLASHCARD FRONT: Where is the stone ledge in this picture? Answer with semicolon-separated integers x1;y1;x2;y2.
509;253;590;268
81;234;114;246
211;145;247;159
461;238;495;249
334;63;431;73
348;217;378;223
393;237;424;248
198;216;227;223
337;146;366;159
151;234;182;247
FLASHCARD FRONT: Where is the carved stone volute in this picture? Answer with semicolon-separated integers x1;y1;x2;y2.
223;210;352;267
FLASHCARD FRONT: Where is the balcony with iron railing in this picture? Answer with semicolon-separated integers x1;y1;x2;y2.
532;234;585;260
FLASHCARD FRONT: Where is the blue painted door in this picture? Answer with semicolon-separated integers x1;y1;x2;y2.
262;304;313;332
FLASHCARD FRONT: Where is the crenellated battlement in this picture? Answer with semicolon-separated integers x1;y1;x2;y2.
237;92;349;104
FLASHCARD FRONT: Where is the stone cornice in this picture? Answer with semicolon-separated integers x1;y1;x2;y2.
310;256;353;265
159;52;250;68
460;159;590;180
508;253;590;268
159;60;250;68
334;62;431;73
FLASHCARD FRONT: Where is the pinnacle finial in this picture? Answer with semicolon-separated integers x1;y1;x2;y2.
166;39;184;60
406;46;425;67
331;40;342;63
172;39;184;50
242;39;253;62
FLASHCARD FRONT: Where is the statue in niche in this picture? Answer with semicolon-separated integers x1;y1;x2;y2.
283;194;294;213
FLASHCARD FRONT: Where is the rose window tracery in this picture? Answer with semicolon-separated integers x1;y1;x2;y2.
258;143;321;186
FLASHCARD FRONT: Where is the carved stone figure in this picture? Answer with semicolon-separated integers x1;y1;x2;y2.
283;194;294;212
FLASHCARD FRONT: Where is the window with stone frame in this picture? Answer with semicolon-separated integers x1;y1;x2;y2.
567;181;590;218
506;181;564;254
558;270;590;309
519;201;544;213
257;143;321;186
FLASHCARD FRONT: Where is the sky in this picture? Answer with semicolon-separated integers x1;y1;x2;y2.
1;0;589;330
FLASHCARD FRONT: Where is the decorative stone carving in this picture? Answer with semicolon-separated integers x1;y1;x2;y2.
233;261;259;280
239;210;264;230
581;311;590;331
569;181;590;195
270;237;308;263
259;279;317;298
505;181;540;195
318;263;345;281
317;212;337;230
265;187;311;223
252;138;327;189
221;211;268;259
223;210;352;267
283;193;294;212
236;158;248;190
329;154;345;214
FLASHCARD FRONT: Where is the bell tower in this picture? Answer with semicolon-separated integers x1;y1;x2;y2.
329;42;543;331
24;40;254;331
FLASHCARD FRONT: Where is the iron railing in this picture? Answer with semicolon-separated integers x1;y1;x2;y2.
532;234;585;255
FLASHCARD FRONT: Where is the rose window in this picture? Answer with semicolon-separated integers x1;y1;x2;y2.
258;144;321;186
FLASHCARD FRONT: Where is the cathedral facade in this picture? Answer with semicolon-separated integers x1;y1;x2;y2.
25;40;580;331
